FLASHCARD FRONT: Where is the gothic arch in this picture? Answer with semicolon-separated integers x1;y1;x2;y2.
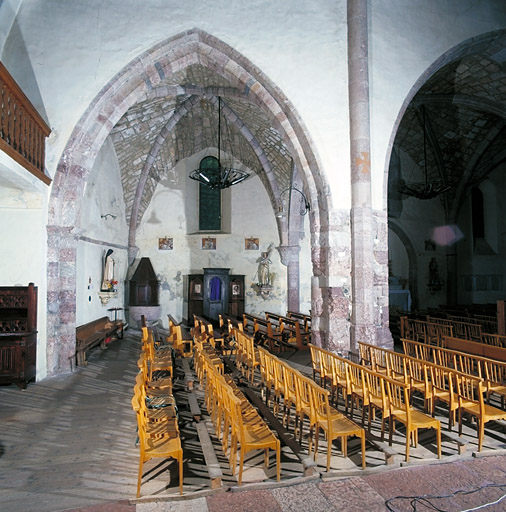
46;28;330;375
382;29;506;207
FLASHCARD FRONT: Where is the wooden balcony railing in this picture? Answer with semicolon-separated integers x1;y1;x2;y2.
0;62;51;185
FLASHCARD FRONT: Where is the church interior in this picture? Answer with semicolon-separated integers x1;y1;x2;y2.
2;1;506;510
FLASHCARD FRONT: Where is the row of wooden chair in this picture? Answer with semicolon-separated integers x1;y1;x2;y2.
432;311;498;336
360;340;506;451
401;337;506;408
166;315;193;357
193;334;224;380
141;325;174;380
309;343;441;462
401;314;505;347
195;345;281;484
232;328;260;383
257;346;366;471
133;326;182;497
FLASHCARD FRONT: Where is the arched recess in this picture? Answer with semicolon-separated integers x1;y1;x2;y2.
383;29;506;209
384;29;506;318
46;28;331;376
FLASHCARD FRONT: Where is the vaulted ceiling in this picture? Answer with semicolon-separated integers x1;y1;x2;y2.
109;63;292;228
391;30;506;217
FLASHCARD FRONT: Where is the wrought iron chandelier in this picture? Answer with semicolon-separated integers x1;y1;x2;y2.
400;105;451;200
189;97;250;189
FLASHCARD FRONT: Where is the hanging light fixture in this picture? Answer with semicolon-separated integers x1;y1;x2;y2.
400;105;451;200
189;97;250;189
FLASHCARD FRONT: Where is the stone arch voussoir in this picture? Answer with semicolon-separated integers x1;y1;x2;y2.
46;27;330;376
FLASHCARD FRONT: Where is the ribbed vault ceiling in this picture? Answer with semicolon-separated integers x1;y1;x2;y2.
392;31;506;216
110;63;292;227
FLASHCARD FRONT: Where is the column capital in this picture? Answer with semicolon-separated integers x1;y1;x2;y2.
276;244;301;266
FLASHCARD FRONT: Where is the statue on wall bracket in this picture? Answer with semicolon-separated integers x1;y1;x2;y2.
253;244;274;299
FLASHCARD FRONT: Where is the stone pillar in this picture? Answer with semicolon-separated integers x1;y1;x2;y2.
277;244;301;312
348;0;375;351
46;225;79;375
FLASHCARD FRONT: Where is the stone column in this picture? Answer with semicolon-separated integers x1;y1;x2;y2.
277;244;301;312
46;225;79;375
348;0;375;351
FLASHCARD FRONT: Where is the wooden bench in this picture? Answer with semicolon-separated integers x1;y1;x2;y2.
75;316;123;366
287;310;311;333
265;311;310;350
243;313;293;353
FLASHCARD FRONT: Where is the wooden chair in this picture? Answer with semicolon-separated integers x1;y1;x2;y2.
363;369;389;440
348;362;369;426
482;358;506;409
386;351;409;383
405;356;431;411
455;373;506;451
132;382;178;433
428;364;458;431
329;352;351;411
295;374;317;450
226;384;281;485
386;377;441;462
281;361;300;429
311;383;366;471
257;346;275;406
308;343;323;384
142;328;173;380
132;390;183;497
272;356;287;418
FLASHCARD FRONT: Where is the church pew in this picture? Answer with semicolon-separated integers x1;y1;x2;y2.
264;311;310;350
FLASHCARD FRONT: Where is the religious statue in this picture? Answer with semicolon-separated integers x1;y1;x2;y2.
429;257;440;285
101;249;115;291
257;251;272;286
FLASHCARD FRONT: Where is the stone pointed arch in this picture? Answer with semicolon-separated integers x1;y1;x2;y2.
383;29;506;208
46;28;330;376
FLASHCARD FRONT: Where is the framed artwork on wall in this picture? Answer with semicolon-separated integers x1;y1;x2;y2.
245;237;259;250
159;237;173;250
202;237;216;250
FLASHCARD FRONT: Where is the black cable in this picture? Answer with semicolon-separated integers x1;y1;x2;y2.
385;482;506;512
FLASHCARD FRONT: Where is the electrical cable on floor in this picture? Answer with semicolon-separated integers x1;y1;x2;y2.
385;483;506;512
460;491;506;512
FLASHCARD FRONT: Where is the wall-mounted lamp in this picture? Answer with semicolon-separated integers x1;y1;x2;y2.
276;186;310;218
101;213;117;220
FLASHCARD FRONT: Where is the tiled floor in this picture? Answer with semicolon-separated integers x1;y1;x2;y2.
1;330;505;512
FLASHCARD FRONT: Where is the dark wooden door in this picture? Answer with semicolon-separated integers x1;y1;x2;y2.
203;268;230;321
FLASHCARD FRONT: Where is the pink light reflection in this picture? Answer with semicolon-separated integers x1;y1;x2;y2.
431;225;464;246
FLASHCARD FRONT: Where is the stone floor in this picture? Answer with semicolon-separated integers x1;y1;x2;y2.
1;329;506;512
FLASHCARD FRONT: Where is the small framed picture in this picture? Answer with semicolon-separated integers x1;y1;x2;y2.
159;237;173;250
232;283;240;295
194;283;202;295
245;237;259;250
202;237;216;250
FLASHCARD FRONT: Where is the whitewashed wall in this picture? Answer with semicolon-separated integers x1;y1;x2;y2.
456;162;506;304
2;1;504;213
135;152;290;328
0;152;49;378
76;138;128;325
